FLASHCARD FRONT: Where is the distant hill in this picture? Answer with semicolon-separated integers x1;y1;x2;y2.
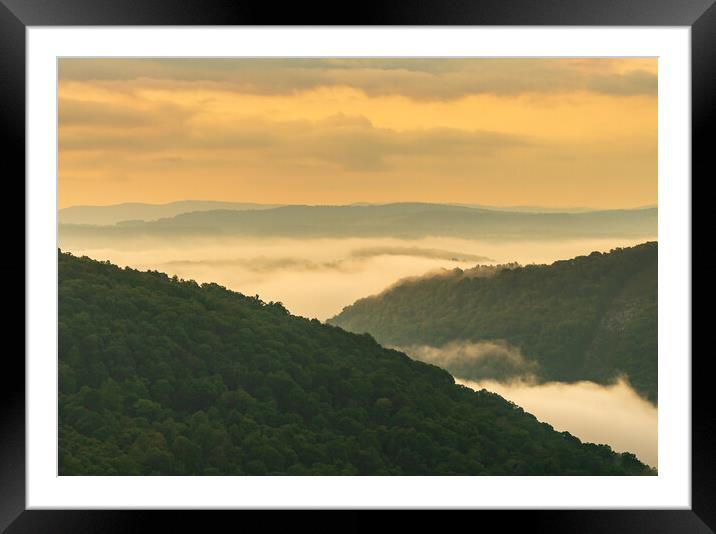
58;251;653;475
58;203;657;245
58;200;279;226
460;203;658;214
329;242;658;403
456;204;598;213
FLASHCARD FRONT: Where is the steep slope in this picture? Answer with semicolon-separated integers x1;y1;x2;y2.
58;251;653;475
580;260;657;395
329;242;658;403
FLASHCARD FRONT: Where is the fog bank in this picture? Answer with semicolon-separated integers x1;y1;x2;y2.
61;235;653;320
398;341;538;381
457;377;658;467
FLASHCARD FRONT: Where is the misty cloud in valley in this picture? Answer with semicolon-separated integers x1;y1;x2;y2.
397;340;657;467
59;235;654;320
57;210;659;470
397;340;539;381
458;377;657;468
61;233;656;321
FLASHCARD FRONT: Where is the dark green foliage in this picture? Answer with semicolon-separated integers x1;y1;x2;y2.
330;242;658;403
58;251;655;475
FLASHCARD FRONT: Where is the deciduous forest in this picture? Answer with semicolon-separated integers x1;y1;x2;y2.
58;251;654;475
330;242;657;403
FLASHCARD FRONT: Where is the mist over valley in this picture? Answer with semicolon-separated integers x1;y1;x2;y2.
458;377;658;467
59;234;654;322
56;57;661;478
58;200;659;472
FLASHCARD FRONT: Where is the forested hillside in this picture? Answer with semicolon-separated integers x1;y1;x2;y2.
58;251;654;475
330;242;658;403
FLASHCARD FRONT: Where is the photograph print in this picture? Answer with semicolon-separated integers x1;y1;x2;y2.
57;57;658;476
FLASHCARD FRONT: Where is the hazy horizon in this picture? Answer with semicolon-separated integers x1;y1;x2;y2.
60;198;658;211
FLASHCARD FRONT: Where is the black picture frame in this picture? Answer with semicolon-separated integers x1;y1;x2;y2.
4;0;709;531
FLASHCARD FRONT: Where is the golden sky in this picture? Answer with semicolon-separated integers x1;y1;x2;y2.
58;58;657;209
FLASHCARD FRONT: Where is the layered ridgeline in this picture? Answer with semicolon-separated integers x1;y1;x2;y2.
329;242;658;403
58;200;280;226
58;251;653;475
58;203;657;246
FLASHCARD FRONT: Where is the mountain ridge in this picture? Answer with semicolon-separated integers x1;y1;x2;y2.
58;250;654;475
329;242;658;403
59;200;280;226
58;203;658;244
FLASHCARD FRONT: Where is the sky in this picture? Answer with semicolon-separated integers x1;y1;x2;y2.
58;58;657;209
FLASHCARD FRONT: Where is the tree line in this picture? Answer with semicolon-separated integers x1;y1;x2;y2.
59;251;655;475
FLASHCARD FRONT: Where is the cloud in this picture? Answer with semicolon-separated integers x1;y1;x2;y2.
587;70;658;96
59;58;657;100
350;246;493;262
375;263;517;296
57;58;657;210
457;377;657;467
160;256;345;273
159;246;492;273
398;340;539;381
59;98;155;128
59;110;529;171
60;236;498;320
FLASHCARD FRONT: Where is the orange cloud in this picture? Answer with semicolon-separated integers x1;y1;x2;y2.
58;58;657;210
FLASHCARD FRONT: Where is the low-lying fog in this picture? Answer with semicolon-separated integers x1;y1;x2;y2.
60;235;653;320
60;232;658;467
457;377;658;468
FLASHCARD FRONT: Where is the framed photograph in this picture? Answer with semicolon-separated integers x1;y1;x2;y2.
6;0;709;530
